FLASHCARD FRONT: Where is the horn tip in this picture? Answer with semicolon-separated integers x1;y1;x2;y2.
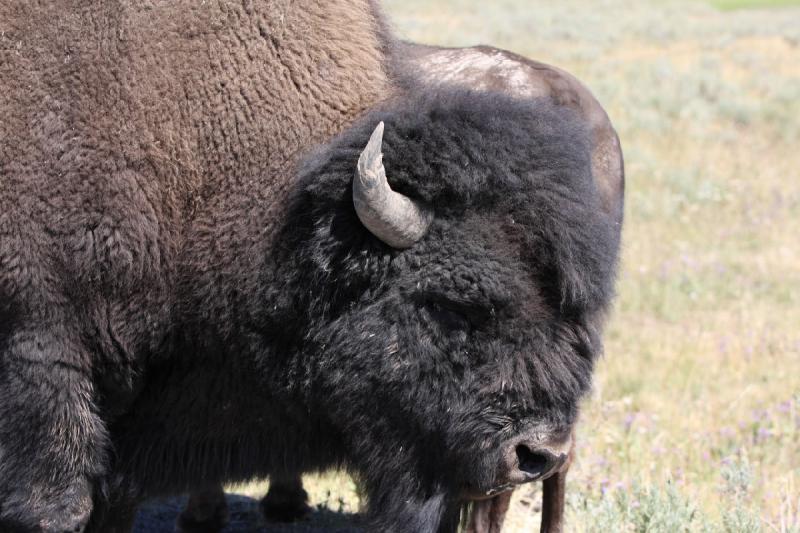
358;121;385;176
370;121;384;146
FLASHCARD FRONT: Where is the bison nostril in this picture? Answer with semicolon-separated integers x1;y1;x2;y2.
516;444;551;477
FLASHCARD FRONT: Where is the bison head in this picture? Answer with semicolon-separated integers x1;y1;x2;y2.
269;90;620;531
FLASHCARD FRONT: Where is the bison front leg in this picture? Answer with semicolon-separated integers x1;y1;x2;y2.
465;491;513;533
539;443;575;533
0;331;108;532
177;485;229;533
260;473;310;523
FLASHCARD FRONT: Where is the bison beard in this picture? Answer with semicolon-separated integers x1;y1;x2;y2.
0;2;622;532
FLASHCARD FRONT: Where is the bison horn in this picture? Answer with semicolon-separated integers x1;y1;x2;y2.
353;122;433;248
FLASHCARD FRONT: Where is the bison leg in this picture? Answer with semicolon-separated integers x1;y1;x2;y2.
539;445;575;533
465;491;513;533
177;485;229;533
260;473;310;523
85;496;140;533
0;330;107;532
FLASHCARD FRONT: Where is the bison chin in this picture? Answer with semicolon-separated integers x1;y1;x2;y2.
344;422;571;533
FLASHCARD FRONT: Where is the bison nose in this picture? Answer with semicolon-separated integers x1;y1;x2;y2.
515;443;566;481
499;430;572;487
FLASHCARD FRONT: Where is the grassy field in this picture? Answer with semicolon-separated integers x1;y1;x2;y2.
232;1;800;530
711;0;800;9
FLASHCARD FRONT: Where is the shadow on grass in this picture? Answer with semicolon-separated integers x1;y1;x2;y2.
134;493;363;533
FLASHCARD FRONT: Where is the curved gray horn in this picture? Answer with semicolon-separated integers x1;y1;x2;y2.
353;122;433;248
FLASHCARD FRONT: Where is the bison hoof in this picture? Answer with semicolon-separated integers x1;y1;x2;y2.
259;486;310;523
175;501;229;533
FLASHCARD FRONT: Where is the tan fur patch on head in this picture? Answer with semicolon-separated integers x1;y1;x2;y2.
418;49;550;97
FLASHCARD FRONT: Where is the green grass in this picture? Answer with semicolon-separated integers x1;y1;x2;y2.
233;0;800;530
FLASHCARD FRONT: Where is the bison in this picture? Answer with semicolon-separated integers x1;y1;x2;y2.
0;1;623;532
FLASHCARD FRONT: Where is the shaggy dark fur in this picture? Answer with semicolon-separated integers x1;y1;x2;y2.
0;2;622;532
99;91;617;533
271;91;618;530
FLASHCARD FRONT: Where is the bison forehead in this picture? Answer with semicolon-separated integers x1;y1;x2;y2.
293;89;614;319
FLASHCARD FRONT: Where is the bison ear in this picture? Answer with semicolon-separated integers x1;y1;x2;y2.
352;122;433;249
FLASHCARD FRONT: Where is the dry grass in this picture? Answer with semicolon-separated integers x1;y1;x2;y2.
230;1;800;530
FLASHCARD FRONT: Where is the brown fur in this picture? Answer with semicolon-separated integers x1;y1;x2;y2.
1;0;390;344
0;0;393;411
1;1;390;530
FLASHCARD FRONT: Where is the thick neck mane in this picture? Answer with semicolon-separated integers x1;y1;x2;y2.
2;0;392;225
0;0;396;345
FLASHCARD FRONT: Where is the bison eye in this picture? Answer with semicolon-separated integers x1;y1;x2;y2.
424;299;493;331
427;302;471;331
